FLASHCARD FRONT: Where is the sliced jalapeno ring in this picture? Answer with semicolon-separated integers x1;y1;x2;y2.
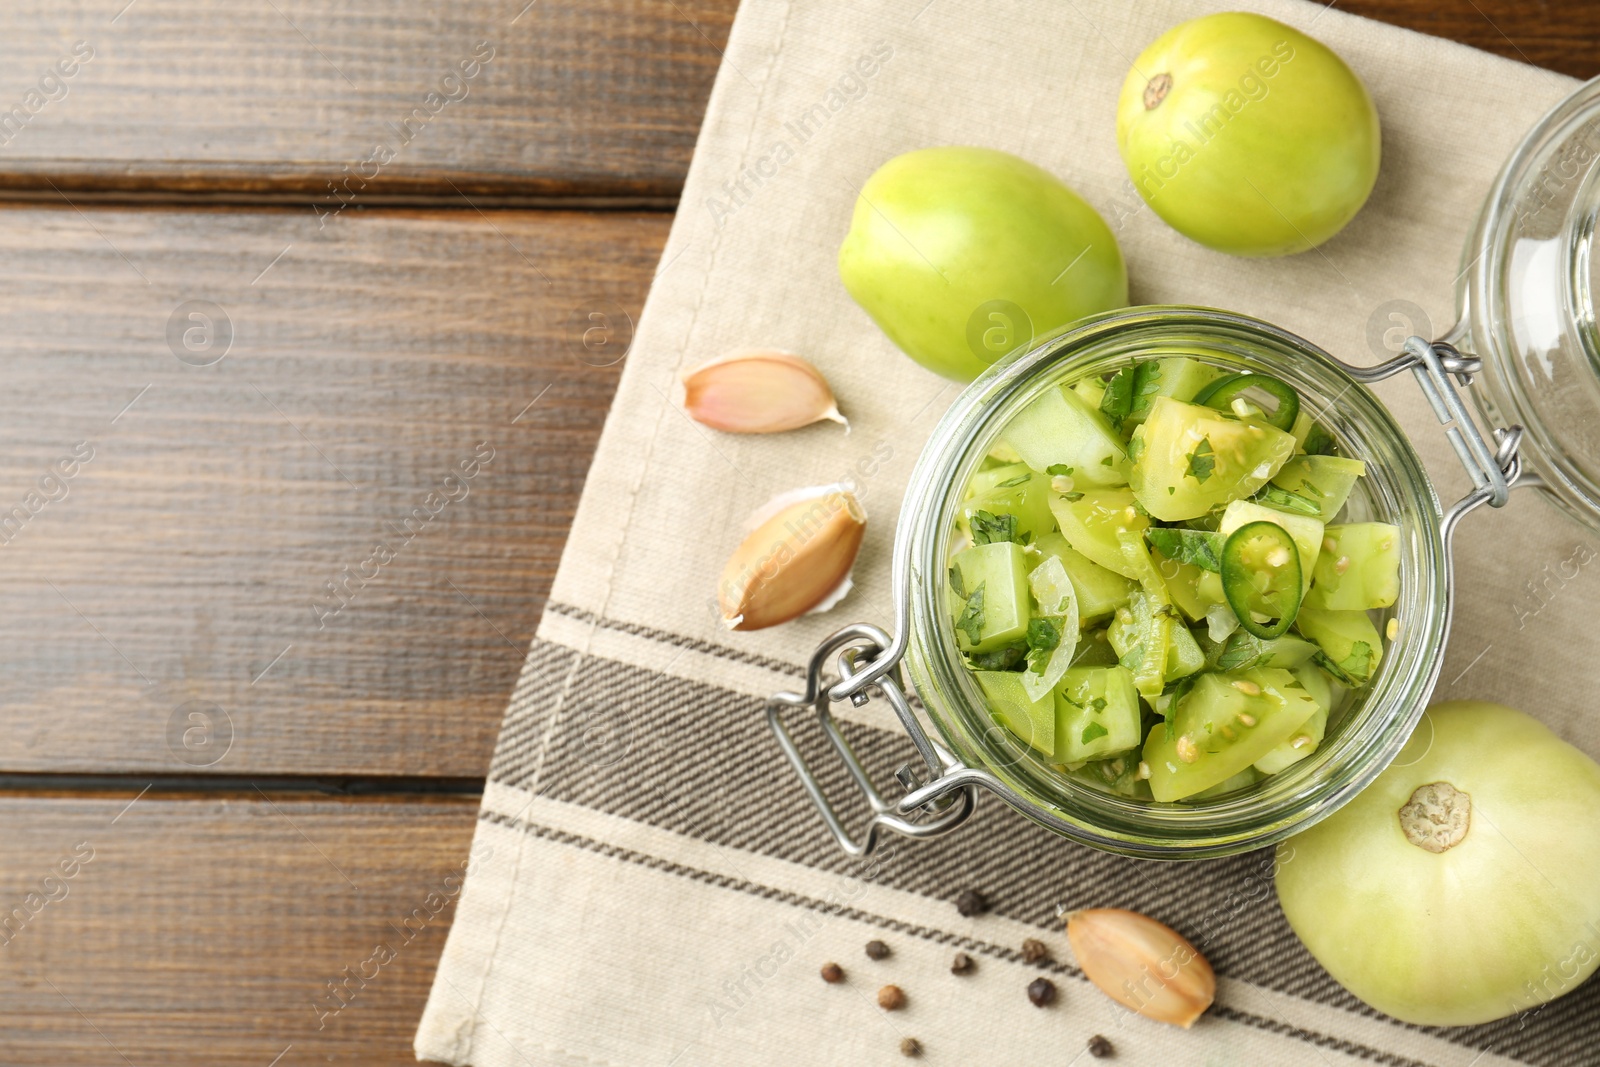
1192;372;1301;432
1221;520;1303;639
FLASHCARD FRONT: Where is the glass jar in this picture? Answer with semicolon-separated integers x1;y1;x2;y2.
768;76;1600;863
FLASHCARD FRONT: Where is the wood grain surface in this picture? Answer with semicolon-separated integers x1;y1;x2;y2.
0;791;477;1065
0;0;731;204
0;3;1596;1064
0;205;664;776
0;1;1586;207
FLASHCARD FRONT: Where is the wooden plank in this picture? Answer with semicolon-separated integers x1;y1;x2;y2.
0;791;478;1065
0;1;1588;206
0;206;666;776
1343;0;1600;79
0;0;731;203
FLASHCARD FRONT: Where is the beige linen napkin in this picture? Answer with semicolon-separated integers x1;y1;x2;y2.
416;1;1600;1064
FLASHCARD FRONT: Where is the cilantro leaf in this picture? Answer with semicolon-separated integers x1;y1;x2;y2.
1126;433;1145;464
1340;640;1374;679
1215;632;1265;671
969;643;1027;670
1160;674;1197;739
1302;423;1337;456
1254;485;1321;516
954;583;985;646
968;510;1020;546
1100;361;1163;428
1081;721;1109;744
1145;528;1224;572
995;472;1032;488
1046;464;1074;476
1314;643;1374;686
1026;617;1061;653
1185;437;1216;483
948;565;966;599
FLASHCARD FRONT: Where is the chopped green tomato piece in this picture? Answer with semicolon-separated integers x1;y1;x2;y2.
1071;378;1107;410
1117;530;1172;608
1191;766;1263;799
1150;357;1228;407
1034;534;1134;622
1055;666;1142;762
1142;668;1322;801
1254;665;1332;774
1108;592;1170;700
966;461;1038;498
1021;556;1080;702
1101;357;1227;429
976;670;1056;758
1128;397;1297;522
1267;455;1366;519
1208;630;1318;672
1144;528;1223;572
1151;548;1222;622
959;466;1055;546
1069;753;1151;799
1221;521;1304;639
1219;499;1325;594
1295;603;1383;685
1192;373;1300;432
1165;622;1206;681
1002;385;1129;489
949;542;1031;653
1048;489;1149;579
986;440;1023;465
1308;523;1400;610
1291;661;1334;711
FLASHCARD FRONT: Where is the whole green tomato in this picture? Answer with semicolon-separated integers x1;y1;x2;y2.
1276;701;1600;1026
1117;12;1380;257
838;147;1127;382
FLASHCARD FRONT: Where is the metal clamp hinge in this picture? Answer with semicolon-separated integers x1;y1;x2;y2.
765;623;979;857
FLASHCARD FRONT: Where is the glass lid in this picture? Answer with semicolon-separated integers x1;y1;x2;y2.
1457;76;1600;531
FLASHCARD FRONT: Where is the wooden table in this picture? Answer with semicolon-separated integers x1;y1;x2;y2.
0;2;1590;1062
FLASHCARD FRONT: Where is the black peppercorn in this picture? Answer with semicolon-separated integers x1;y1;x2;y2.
1021;937;1050;964
1087;1034;1114;1058
1026;976;1057;1007
899;1036;923;1058
878;984;907;1011
865;939;891;960
955;888;989;917
950;951;975;975
820;962;844;983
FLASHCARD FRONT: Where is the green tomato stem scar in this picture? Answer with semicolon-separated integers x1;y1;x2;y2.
1143;73;1173;110
1398;781;1471;853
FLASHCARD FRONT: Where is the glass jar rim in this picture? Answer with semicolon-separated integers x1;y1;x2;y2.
1458;75;1600;533
892;305;1450;859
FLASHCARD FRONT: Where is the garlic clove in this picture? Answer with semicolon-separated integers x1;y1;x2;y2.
1065;908;1216;1028
682;349;847;434
717;486;865;631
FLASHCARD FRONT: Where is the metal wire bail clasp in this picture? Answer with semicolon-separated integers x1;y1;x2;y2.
1350;336;1530;535
766;623;978;857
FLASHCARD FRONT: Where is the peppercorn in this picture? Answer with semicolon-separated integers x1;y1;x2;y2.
955;888;989;917
950;951;975;975
865;939;891;960
899;1036;923;1058
820;962;844;983
1087;1034;1114;1058
878;984;907;1011
1021;937;1050;964
1026;976;1057;1007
